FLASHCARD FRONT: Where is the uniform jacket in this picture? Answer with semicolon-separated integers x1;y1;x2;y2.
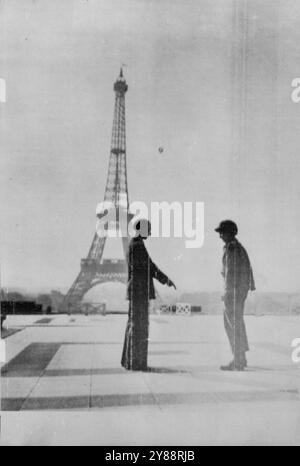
126;237;169;301
222;238;255;296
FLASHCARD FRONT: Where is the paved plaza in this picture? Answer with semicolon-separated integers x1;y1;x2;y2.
0;313;299;445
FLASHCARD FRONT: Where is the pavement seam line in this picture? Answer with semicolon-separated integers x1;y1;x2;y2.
89;346;94;409
141;372;162;412
19;343;62;411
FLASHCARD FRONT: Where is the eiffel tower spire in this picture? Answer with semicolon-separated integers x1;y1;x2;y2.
63;70;130;313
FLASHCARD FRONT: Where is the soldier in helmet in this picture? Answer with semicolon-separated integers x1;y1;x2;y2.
215;220;255;371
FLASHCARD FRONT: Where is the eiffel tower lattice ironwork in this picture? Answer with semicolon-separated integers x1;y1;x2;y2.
63;69;130;313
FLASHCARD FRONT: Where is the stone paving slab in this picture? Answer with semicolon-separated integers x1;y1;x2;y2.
1;401;299;445
0;314;299;445
1;343;61;377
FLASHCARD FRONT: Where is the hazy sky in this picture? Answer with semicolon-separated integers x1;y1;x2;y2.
1;0;300;295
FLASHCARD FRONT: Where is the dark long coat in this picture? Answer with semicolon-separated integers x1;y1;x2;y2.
121;236;170;371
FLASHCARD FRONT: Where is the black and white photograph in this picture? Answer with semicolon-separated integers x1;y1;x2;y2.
0;0;300;447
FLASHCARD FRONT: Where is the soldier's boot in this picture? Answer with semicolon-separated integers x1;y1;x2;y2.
220;360;246;371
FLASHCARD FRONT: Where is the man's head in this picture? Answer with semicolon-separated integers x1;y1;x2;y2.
134;219;151;240
215;220;238;244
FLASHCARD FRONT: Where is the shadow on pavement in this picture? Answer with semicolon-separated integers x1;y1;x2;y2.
2;388;298;411
146;366;188;374
1;328;23;339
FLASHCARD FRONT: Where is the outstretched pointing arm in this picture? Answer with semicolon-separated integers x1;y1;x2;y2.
150;260;176;289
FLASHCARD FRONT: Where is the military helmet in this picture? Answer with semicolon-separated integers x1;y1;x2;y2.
215;219;238;236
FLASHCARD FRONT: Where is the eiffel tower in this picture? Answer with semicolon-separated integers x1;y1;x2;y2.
63;69;131;313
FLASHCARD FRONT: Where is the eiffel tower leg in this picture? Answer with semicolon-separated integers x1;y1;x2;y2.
63;234;107;313
63;271;94;314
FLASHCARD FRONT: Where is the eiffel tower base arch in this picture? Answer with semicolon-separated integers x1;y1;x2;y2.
63;258;127;313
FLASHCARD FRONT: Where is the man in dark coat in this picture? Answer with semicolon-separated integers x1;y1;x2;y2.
121;219;176;371
215;220;255;371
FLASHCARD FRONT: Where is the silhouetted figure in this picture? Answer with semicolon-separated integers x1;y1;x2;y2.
121;220;176;371
215;220;255;371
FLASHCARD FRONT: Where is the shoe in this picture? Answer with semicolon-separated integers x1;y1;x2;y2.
220;361;235;371
220;360;245;371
